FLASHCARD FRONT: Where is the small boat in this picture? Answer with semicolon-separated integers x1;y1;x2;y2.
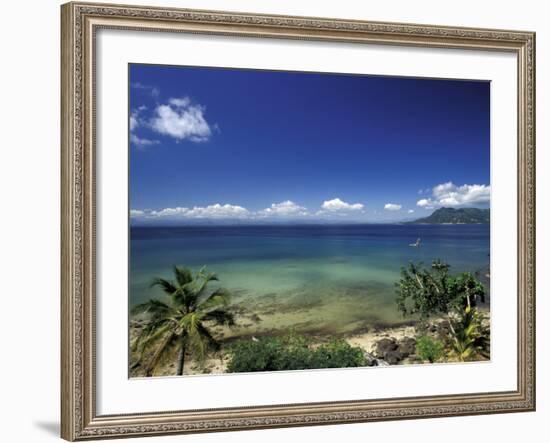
409;238;421;247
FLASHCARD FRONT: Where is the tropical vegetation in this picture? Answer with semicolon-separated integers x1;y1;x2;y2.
227;332;366;373
128;259;490;376
447;306;490;362
131;265;234;376
395;260;490;363
416;335;445;363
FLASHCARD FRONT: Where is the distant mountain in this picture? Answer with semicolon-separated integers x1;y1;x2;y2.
407;207;490;224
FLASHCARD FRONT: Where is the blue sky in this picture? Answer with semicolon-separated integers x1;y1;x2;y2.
129;64;490;224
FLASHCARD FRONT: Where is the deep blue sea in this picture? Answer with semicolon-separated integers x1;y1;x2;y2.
130;224;490;335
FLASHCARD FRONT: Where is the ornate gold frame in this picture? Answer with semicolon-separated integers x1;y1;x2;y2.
61;2;536;440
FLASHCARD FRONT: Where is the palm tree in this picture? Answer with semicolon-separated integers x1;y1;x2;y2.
131;266;234;376
447;306;490;362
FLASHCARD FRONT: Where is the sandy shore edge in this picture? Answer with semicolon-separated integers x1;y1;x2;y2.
130;321;420;377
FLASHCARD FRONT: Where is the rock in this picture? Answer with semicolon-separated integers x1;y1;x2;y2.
363;351;392;367
373;358;390;367
397;337;416;357
374;338;397;358
384;350;404;365
363;352;378;367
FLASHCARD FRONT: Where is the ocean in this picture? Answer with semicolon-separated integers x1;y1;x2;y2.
130;224;490;336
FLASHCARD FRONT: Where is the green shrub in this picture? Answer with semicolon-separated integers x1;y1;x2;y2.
311;340;366;368
272;334;315;371
226;334;366;373
226;337;284;373
416;335;445;363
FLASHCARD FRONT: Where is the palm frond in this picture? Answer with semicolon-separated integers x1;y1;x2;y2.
131;299;172;316
187;323;219;363
198;268;219;283
172;284;200;312
131;320;173;367
133;320;172;349
169;287;190;310
150;277;178;295
180;311;200;333
193;271;219;298
199;288;231;312
144;331;176;376
203;309;235;326
196;323;220;351
173;266;193;286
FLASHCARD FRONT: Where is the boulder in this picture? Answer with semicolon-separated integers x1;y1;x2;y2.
384;350;404;365
363;352;378;367
374;338;397;358
397;337;416;357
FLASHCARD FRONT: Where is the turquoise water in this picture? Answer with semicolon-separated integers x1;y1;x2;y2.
130;224;490;335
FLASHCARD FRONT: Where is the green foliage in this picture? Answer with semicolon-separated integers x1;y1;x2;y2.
396;260;452;320
311;339;366;369
447;273;486;310
416;335;445;363
396;260;486;320
226;337;282;373
448;307;490;362
227;333;366;373
396;259;489;363
131;266;234;376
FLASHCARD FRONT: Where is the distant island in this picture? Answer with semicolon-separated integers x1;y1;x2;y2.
407;207;490;224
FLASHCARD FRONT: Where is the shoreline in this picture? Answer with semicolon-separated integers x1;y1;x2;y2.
130;295;491;377
129;259;490;377
130;319;430;377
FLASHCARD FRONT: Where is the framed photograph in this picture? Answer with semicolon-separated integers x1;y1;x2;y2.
61;1;536;440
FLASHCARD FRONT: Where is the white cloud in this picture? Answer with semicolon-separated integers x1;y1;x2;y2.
320;198;364;212
130;105;147;131
384;203;402;211
150;97;212;142
416;182;490;208
129;106;160;148
130;209;145;218
135;203;250;219
407;209;415;214
130;115;138;131
130;134;159;148
169;97;191;107
417;198;433;208
259;200;308;217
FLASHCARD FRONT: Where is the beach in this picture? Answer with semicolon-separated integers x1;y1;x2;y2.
129;316;418;376
129;223;490;376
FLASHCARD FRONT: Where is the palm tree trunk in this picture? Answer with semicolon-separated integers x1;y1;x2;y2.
177;341;186;376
